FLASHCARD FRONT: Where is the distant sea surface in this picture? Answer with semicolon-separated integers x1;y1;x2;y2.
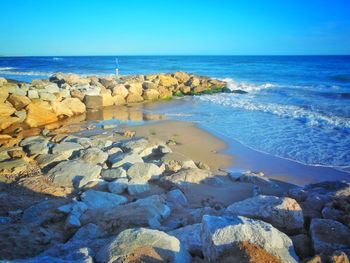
1;56;350;175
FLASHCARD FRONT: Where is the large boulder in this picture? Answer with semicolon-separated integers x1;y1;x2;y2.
143;89;159;100
96;228;191;263
51;142;83;157
169;224;202;256
112;84;129;98
84;95;103;109
160;168;213;189
79;147;108;165
0;116;20;131
126;93;144;103
0;101;16;117
25;101;58;127
47;160;102;188
201;215;298;263
225;195;304;234
127;82;143;95
81;189;128;210
159;75;178;87
61;97;86;114
127;162;162;182
161;152;197;172
310;218;350;255
7;94;31;110
108;152;144;169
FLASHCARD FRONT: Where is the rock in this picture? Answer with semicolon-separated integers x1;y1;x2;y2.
96;228;190;263
44;83;60;93
329;251;350;263
71;89;85;101
310;218;350;255
159;75;178;87
84;95;103;109
161;168;213;189
81;195;171;230
62;98;86;115
27;89;39;99
108;178;128;194
51;100;74;117
39;91;57;101
236;172;278;188
7;94;31;110
112;94;126;105
71;223;105;241
0;77;7;86
36;152;72;170
174;72;191;83
185;76;200;87
108;152;144;169
127;162;162;182
127;82;143;95
169;223;202;256
81;189;128;210
143;89;159;100
47;160;102;188
127;182;150;195
120;138;157;157
25;102;58;127
291;234;313;259
142;81;157;90
0;158;29;174
201;215;299;263
101;93;114;107
52;142;83;157
161;152;197;172
112;84;129;98
23;139;50;156
14;110;27;122
0;101;16;117
158;86;173;99
126;93;144;103
225;195;304;234
0;116;20;131
79;147;108;165
166;189;188;208
322;207;346;221
101;167;127;181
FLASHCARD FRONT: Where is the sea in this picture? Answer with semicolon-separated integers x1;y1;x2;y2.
1;56;350;182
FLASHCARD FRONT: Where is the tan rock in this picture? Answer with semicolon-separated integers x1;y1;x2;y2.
159;75;178;87
0;116;20;131
126;93;144;103
102;93;114;107
179;85;191;94
65;74;90;86
70;90;85;101
7;94;31;110
0;101;16;117
145;74;159;81
186;77;200;87
0;77;7;86
158;86;173;99
127;82;143;95
84;95;103;109
0;88;9;102
112;84;129;98
62;98;86;114
143;89;159;100
51;101;74;117
25;102;58;128
112;95;126;106
174;72;190;83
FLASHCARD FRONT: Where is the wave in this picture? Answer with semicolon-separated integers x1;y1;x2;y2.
0;70;52;77
198;94;350;129
221;78;276;92
0;67;16;71
53;57;63;61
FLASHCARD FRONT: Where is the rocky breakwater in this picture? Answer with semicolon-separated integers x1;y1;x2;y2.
0;72;227;135
1;124;350;262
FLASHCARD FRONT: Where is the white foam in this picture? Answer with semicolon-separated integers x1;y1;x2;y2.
0;67;16;71
221;77;275;92
53;57;63;61
198;94;350;129
0;70;52;76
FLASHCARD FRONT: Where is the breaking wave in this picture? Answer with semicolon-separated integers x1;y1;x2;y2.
221;77;276;92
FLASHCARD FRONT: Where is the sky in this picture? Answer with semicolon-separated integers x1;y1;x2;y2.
0;0;350;56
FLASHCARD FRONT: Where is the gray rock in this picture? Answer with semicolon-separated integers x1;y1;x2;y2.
35;152;72;170
161;152;197;172
127;182;150;195
236;172;278;188
101;167;126;181
52;142;83;157
225;195;304;234
71;223;105;241
166;189;188;208
96;228;191;263
79;147;108;165
0;158;29;174
201;215;298;263
108;152;143;169
39;91;56;101
44;83;60;93
169;224;202;256
65;137;93;149
310;218;350;255
23;139;50;156
127;162;162;182
160;168;213;189
81;189;128;210
108;178;128;194
322;207;345;221
291;234;313;259
47;160;102;188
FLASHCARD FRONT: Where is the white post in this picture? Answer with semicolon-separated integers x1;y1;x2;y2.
115;58;119;79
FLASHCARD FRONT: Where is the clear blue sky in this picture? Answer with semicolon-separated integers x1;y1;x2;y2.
1;0;350;56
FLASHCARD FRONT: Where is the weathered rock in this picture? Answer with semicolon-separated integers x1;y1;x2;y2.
108;152;144;169
127;182;150;195
126;93;144;103
27;89;39;99
235;172;278;188
112;94;126;105
112;84;129;98
0;77;7;86
84;95;103;109
0;158;29;174
142;81;157;90
169;224;202;255
25;102;58;127
47;160;102;188
127;162;162;182
44;83;60;93
62;97;86;115
310;218;350;255
81;189;128;210
101;93;114;107
329;251;350;263
166;189;188;208
71;223;105;241
143;89;159;100
225;195;304;234
23;138;50;156
291;234;313;259
159;75;178;87
79;147;108;165
14;110;27;122
70;89;85;101
101;167;127;181
161;152;197;172
0;101;16;117
127;82;143;95
39;91;57;102
52;142;83;157
108;178;128;194
7;94;31;110
36;152;72;170
201;215;299;263
0;116;20;131
96;228;190;263
161;168;213;189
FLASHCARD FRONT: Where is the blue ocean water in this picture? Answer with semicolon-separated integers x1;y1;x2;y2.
1;56;350;173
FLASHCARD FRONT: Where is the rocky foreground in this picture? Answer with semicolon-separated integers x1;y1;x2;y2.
0;72;228;135
0;123;349;263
